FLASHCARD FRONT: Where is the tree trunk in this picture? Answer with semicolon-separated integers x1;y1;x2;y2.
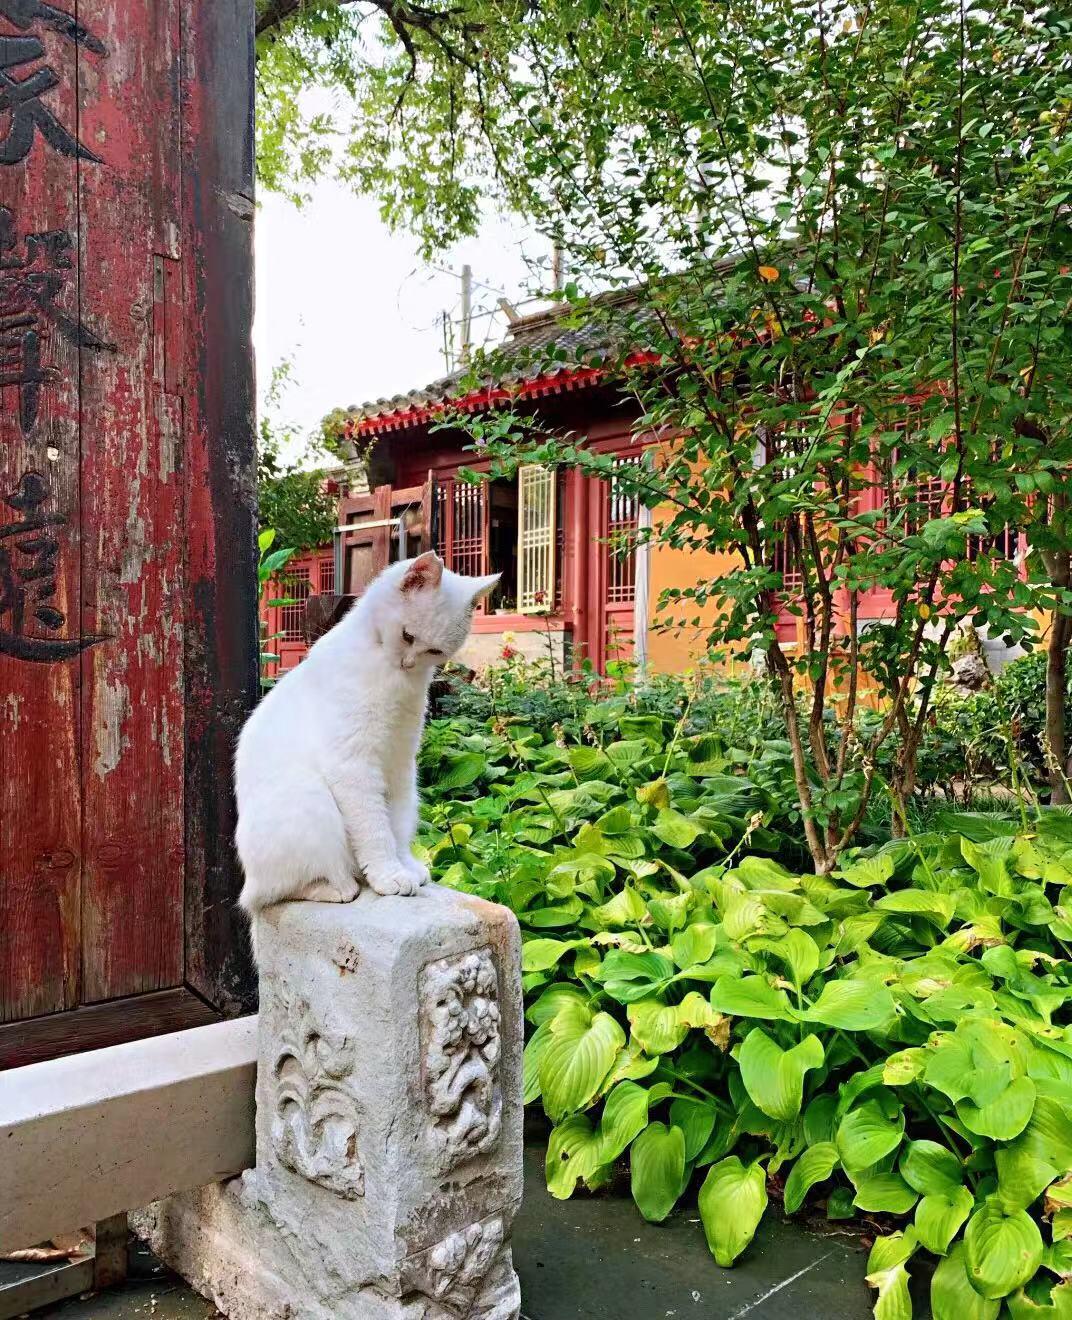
1047;612;1072;804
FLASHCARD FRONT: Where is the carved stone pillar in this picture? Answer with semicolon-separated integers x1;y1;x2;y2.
135;887;523;1320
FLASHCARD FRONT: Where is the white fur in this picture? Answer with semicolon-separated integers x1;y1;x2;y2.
235;552;498;924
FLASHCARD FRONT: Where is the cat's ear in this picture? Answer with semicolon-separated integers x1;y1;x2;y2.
469;572;501;606
400;551;444;594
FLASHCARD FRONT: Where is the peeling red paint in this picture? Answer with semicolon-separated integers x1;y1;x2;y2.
1;1;259;1041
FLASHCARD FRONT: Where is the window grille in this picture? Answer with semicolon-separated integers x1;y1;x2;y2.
278;567;311;641
606;457;641;605
518;465;557;613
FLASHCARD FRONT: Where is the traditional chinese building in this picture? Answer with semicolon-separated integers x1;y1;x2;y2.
264;302;1028;679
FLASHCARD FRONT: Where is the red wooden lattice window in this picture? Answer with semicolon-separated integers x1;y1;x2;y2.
318;556;336;595
280;567;312;642
607;458;641;605
435;479;486;577
770;521;805;595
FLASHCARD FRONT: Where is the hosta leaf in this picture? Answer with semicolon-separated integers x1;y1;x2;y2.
963;1198;1044;1300
865;1263;912;1320
675;990;725;1032
763;928;821;987
734;855;799;891
915;1186;975;1255
737;1029;825;1121
957;1076;1036;1141
698;1157;768;1267
669;1098;718;1162
599;1039;660;1092
630;1122;686;1223
835;1064;887;1117
874;889;956;926
605;740;654;770
539;1002;626;1120
433;753;484;789
931;1243;1001;1320
924;1035;977;1104
884;1048;926;1086
1006;1281;1072;1317
853;1172;918;1214
899;1140;965;1196
783;1142;839;1214
653;808;704;849
527;983;590;1026
568;746;613;779
1007;1097;1072;1172
805;978;897;1031
598;1081;652;1163
995;1146;1058;1214
1046;1175;1072;1215
648;892;692;935
636;777;671;809
710;975;796;1022
837;1100;905;1173
722;891;774;941
523;1020;554;1104
670;922;720;969
838;854;896;888
590;887;648;929
868;1229;918;1272
596;950;675;1004
522;938;585;972
628;999;689;1055
526;899;586;928
545;1114;605;1198
804;1093;839;1145
961;837;1014;896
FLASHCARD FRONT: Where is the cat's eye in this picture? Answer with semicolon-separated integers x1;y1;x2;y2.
401;628;415;645
427;648;444;657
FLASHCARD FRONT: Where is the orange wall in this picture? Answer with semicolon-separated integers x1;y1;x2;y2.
644;517;742;673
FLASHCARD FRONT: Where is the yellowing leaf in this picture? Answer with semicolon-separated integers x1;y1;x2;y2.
757;265;780;282
698;1157;768;1266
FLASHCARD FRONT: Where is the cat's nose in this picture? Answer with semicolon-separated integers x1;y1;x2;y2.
401;655;416;670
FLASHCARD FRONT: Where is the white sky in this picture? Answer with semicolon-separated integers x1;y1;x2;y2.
253;179;551;449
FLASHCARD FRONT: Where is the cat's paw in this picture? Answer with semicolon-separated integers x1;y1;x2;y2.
403;857;431;889
365;864;420;897
297;877;359;904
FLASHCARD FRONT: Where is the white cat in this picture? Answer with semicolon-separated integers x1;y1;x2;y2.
235;551;499;922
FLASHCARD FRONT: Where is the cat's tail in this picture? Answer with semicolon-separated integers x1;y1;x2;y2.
237;881;262;965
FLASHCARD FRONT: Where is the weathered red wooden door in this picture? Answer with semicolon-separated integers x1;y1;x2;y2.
0;1;258;1067
580;463;639;674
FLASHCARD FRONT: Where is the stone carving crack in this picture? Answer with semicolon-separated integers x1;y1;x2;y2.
422;948;503;1171
272;1000;365;1198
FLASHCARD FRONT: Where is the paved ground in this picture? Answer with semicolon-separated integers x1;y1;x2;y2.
8;1144;888;1320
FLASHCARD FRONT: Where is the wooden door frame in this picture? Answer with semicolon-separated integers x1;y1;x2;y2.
0;0;259;1070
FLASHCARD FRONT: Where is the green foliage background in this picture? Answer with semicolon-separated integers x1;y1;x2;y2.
420;674;1072;1316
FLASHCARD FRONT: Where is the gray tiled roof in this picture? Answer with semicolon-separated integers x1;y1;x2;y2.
341;295;651;429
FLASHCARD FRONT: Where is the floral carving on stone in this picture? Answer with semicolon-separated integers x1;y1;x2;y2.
402;1217;520;1320
422;948;502;1170
271;1001;365;1198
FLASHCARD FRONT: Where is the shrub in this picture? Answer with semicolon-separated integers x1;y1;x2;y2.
420;702;1072;1318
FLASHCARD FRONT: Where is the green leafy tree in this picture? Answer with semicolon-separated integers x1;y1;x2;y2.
255;0;1072;859
258;362;339;552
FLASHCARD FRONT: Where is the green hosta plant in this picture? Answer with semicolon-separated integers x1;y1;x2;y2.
420;709;1072;1318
